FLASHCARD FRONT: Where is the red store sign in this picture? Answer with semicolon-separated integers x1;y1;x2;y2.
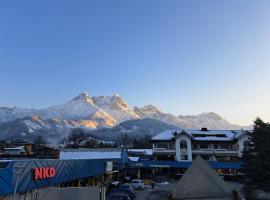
32;167;56;180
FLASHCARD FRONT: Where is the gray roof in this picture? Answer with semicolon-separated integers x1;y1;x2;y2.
171;156;233;200
59;148;122;160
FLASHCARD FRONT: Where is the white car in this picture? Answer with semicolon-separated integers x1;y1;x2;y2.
129;179;145;190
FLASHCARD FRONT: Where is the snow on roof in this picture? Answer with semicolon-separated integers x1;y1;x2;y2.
4;146;25;150
193;137;233;141
59;148;122;160
151;130;180;141
127;149;153;155
186;130;238;138
128;157;140;162
152;129;247;142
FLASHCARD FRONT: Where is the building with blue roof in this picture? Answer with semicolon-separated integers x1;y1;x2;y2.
0;148;128;197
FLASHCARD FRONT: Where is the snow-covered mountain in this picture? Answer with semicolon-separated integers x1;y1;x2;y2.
0;92;118;128
133;105;250;130
0;92;251;144
87;118;179;142
0;107;38;123
92;94;140;123
134;105;182;127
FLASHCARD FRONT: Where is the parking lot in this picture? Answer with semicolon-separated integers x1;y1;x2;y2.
106;178;245;200
133;180;244;200
134;180;177;200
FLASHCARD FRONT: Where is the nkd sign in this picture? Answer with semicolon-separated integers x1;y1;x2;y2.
32;167;56;180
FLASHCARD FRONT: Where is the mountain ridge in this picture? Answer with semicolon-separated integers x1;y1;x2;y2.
0;92;252;144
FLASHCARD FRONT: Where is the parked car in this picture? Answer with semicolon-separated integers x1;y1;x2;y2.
119;183;134;191
123;176;131;182
129;179;145;190
107;193;131;200
111;188;136;199
154;176;169;185
107;181;121;193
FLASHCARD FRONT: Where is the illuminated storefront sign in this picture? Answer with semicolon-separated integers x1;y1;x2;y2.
32;167;56;180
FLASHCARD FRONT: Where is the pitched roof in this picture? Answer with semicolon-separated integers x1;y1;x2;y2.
152;129;248;142
151;129;179;140
59;148;122;160
171;156;233;200
4;146;25;150
151;129;193;141
127;149;153;156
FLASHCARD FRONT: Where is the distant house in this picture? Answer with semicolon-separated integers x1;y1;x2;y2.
3;146;26;155
0;139;59;159
11;140;34;155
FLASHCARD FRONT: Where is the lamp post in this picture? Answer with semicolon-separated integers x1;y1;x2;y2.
13;163;25;200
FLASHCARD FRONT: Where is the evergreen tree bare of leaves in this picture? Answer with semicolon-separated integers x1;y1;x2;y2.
242;117;270;198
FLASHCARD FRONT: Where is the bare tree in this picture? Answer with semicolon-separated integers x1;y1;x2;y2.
66;128;86;148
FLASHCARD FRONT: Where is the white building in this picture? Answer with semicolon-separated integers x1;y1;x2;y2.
151;128;251;162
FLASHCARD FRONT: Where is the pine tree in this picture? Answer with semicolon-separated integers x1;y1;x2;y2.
242;118;270;193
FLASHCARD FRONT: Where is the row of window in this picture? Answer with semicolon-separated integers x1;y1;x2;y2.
155;141;243;151
155;141;188;149
192;144;235;150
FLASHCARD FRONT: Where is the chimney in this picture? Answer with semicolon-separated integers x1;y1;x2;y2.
201;127;208;131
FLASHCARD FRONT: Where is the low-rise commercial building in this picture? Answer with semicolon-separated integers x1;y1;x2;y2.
0;148;128;199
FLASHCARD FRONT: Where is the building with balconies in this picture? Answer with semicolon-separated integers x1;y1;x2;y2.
151;128;251;162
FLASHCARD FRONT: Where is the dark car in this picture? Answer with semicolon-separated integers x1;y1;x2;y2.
111;188;136;200
119;183;134;191
107;194;131;200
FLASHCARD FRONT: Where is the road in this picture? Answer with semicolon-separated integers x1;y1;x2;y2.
135;181;177;200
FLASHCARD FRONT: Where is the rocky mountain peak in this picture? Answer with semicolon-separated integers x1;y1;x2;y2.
198;112;223;120
137;105;162;113
71;92;94;104
93;94;129;110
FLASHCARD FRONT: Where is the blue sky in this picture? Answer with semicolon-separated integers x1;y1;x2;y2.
0;0;270;125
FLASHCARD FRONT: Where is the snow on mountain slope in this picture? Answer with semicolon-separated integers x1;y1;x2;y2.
134;105;250;130
93;94;140;123
0;116;72;145
39;92;99;119
0;92;117;128
134;105;183;127
0;107;37;123
38;92;117;128
177;112;244;129
88;118;179;142
0;92;252;144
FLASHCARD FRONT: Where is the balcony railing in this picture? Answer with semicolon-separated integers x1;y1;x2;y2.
192;148;238;155
153;148;176;154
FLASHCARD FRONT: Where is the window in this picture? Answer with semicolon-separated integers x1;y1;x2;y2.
156;143;168;148
214;144;219;149
168;143;175;149
220;144;229;149
180;140;187;149
181;154;188;160
200;144;209;149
